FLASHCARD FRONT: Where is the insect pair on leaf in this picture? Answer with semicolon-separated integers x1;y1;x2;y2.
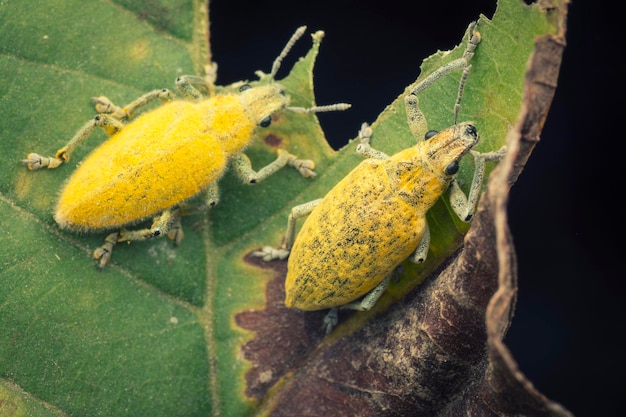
21;23;505;334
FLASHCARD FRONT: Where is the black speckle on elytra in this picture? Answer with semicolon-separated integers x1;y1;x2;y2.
264;133;283;147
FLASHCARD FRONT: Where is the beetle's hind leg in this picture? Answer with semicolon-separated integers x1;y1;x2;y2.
168;182;222;244
93;209;180;268
322;273;395;334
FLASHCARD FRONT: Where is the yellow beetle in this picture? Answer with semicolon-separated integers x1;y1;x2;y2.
254;23;505;332
21;26;349;268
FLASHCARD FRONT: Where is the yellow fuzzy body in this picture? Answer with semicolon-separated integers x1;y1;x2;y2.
285;124;476;310
55;86;282;231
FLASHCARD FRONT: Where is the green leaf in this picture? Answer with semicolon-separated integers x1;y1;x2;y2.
0;0;567;416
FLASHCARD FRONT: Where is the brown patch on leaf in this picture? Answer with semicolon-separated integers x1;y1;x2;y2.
238;253;328;399
263;133;283;148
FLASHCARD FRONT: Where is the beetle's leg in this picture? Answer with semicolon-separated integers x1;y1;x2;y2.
230;149;316;183
411;222;431;264
21;114;124;170
355;122;390;160
92;209;180;268
410;22;479;99
176;182;220;218
288;157;317;178
92;88;173;120
251;198;323;261
449;146;506;222
341;274;393;313
166;215;185;246
234;101;349;180
21;86;174;171
92;232;120;269
454;22;480;124
325;265;406;333
283;199;322;249
322;309;339;334
169;182;221;244
404;94;428;141
322;274;394;333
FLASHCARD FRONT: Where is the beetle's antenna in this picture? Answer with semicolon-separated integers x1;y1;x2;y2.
269;25;307;81
286;103;352;114
269;26;352;113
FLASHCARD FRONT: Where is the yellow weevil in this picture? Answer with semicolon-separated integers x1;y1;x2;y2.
254;23;505;333
21;26;350;268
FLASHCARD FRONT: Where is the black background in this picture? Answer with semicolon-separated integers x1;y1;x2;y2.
210;1;620;415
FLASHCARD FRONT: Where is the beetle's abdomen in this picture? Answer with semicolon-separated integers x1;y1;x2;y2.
285;161;424;310
55;100;243;230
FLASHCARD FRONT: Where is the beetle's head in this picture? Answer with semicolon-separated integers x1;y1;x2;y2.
422;122;479;178
238;83;289;128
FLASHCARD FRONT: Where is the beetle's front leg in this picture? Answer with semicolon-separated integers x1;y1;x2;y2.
449;146;506;222
231;150;316;184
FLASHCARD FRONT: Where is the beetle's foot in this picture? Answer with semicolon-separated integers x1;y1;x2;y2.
93;232;120;268
21;153;63;170
287;155;316;178
251;246;290;262
357;122;373;145
167;216;184;246
322;308;339;334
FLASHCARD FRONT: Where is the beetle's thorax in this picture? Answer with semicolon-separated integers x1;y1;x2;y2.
386;122;479;209
239;83;290;126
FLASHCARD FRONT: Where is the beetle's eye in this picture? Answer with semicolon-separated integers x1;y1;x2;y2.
239;84;252;92
445;160;460;176
465;124;477;137
424;130;438;140
260;116;272;127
